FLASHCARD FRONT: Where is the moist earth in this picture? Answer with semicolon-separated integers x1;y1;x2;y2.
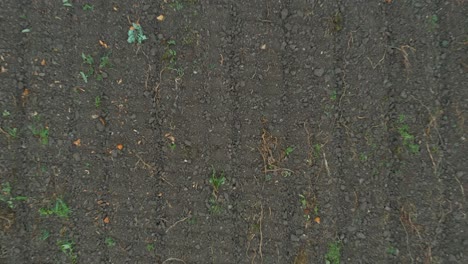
0;0;467;263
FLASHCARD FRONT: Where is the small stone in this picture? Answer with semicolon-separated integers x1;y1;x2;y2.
281;8;288;20
356;232;366;239
400;91;407;99
72;153;81;161
314;68;325;77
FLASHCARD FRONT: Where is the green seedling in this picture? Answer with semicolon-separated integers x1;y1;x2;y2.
398;114;419;153
2;110;10;117
325;241;341;264
284;146;294;157
99;53;111;69
5;127;18;138
386;246;397;255
428;14;439;31
169;142;176;150
146;243;155;251
95;96;101;108
79;71;88;83
0;182;28;209
332;12;343;32
39;198;71;218
81;53;94;65
31;125;49;145
20;14;27;19
105;237;116;247
330;90;337;100
39;230;50;241
209;197;223;214
209;167;225;194
169;0;184;11
299;194;307;208
62;0;73;7
58;240;77;264
82;4;94;11
313;143;322;158
127;23;148;44
359;153;368;161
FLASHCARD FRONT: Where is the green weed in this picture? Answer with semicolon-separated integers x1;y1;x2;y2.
209;166;225;194
330;90;337;100
398;114;420;153
127;23;148;44
169;0;184;11
169;142;176;150
0;182;28;209
30;125;49;145
62;0;73;7
313;143;322;158
5;127;18;138
386;246;397;255
2;110;10;117
58;239;77;264
146;243;155;251
82;4;94;11
105;237;116;247
39;230;50;241
284;146;294;157
39;198;71;218
332;12;343;32
325;241;341;264
95;96;101;108
163;40;178;65
359;153;368;161
428;14;439;31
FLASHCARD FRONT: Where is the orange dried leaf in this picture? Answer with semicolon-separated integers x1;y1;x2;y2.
22;88;30;97
73;139;81;146
314;217;321;224
99;40;109;48
103;216;110;224
99;116;106;126
116;144;124;150
40;59;46;66
157;15;165;21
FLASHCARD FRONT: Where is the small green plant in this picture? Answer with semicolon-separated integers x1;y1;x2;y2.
386;246;397;255
146;243;155;251
325;241;341;264
330;90;337;100
284;146;294;157
2;110;10;117
80;53;94;83
169;0;184;11
82;4;94;11
39;198;71;218
99;53;111;69
58;240;77;263
0;182;28;209
5;127;18;138
397;115;420;153
428;14;439;31
127;23;148;44
169;142;176;150
105;237;116;247
163;40;178;65
313;143;322;158
31;125;49;145
209;167;225;194
209;197;223;214
95;96;101;108
359;153;368;161
62;0;73;7
39;230;50;241
332;12;343;32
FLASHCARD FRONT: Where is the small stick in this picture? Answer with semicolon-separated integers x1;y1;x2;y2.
166;216;189;233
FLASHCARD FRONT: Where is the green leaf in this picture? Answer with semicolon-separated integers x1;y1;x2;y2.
80;72;88;83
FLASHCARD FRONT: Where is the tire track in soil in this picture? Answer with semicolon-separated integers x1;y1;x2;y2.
154;1;239;262
332;1;390;262
99;2;164;263
0;0;33;262
434;1;467;262
382;1;465;263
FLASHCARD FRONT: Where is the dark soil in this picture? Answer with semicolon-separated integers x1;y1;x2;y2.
0;0;467;263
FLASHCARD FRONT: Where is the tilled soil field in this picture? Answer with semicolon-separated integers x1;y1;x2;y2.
0;0;467;263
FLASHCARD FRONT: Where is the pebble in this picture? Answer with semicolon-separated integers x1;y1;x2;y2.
72;153;81;161
356;232;366;239
281;8;289;20
314;68;325;77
